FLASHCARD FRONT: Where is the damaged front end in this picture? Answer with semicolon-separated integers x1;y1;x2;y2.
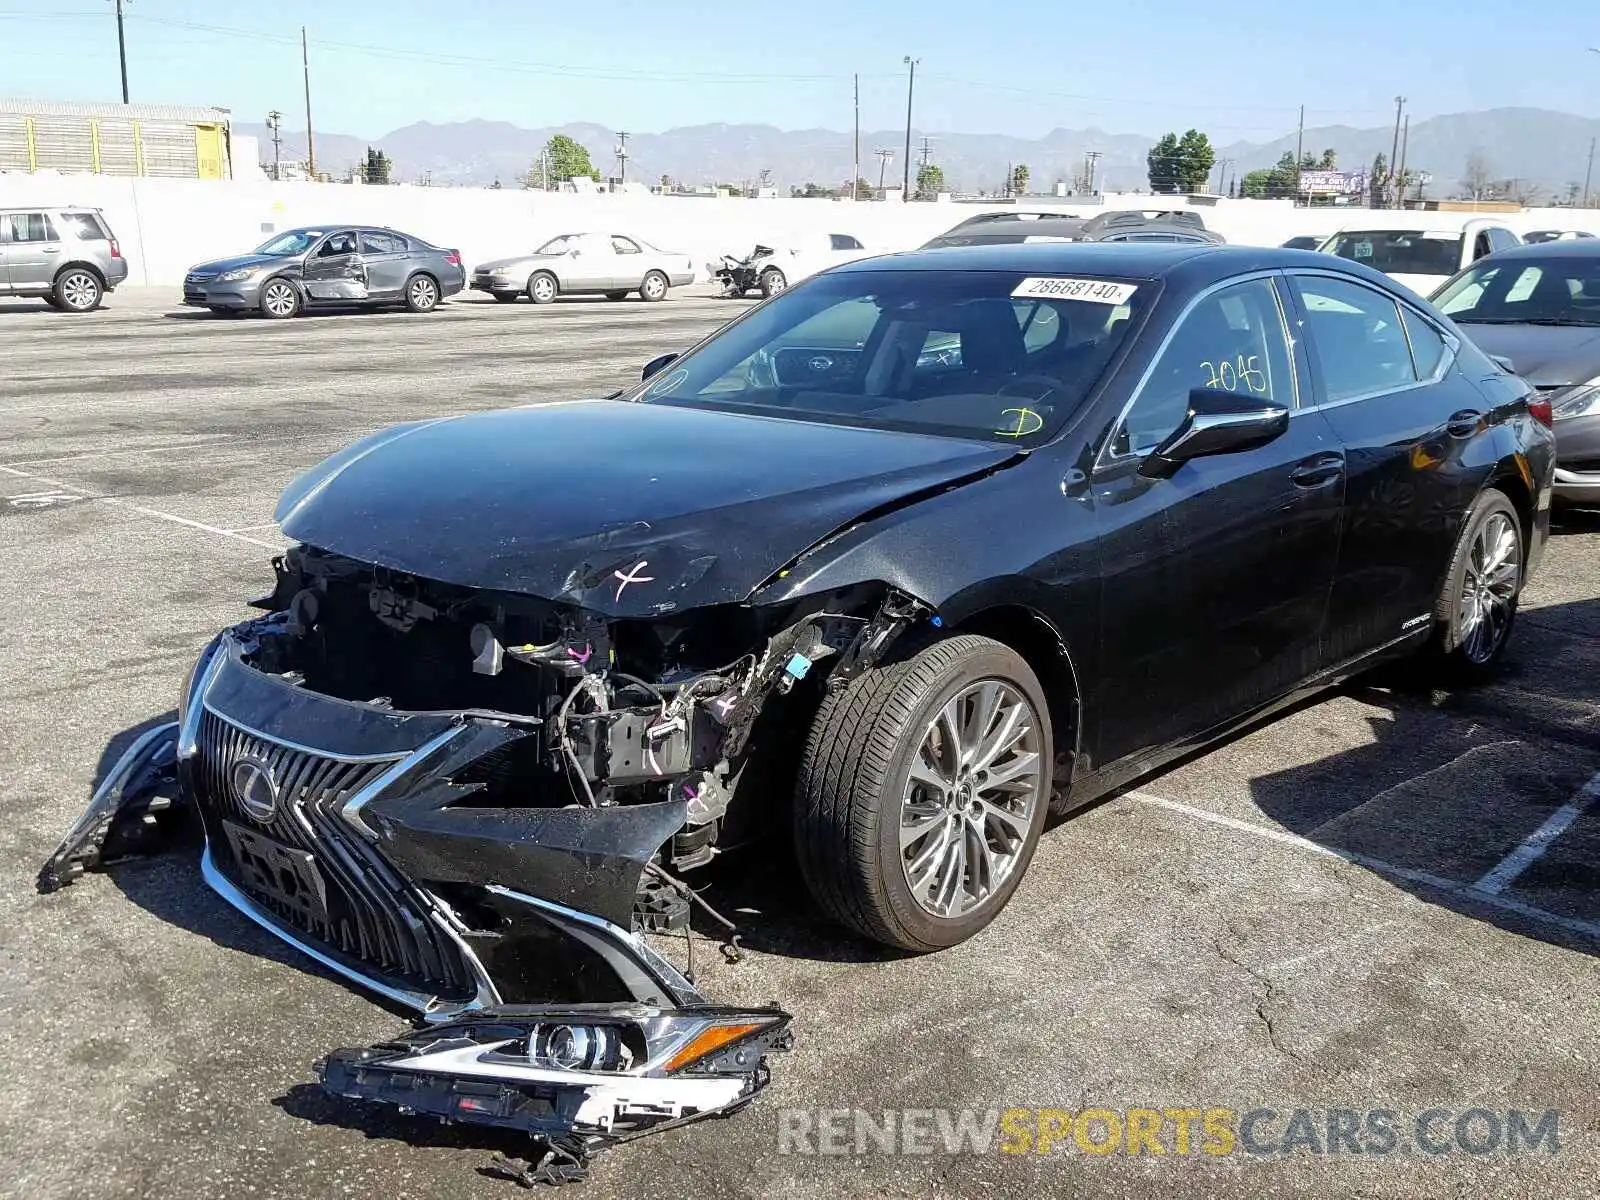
41;541;932;1173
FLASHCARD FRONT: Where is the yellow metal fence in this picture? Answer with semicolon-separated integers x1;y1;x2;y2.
0;115;227;179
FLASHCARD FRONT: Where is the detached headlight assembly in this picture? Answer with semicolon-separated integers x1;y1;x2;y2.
1551;378;1600;420
216;267;259;283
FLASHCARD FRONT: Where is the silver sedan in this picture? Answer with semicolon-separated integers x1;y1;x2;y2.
471;232;696;304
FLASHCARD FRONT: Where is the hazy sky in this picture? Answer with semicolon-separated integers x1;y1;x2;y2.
2;0;1597;141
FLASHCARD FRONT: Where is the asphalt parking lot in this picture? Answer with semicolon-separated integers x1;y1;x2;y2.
2;286;1597;1199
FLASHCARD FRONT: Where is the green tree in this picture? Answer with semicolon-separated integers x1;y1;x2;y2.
1368;153;1389;207
915;161;946;199
1009;163;1030;195
1147;133;1181;193
1174;130;1216;193
361;146;392;185
539;134;600;185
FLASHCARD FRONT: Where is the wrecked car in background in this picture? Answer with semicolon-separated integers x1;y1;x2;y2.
42;241;1554;1180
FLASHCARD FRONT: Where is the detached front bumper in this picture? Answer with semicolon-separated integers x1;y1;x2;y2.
38;624;794;1166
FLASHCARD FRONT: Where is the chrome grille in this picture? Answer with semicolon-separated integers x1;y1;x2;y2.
194;709;476;1000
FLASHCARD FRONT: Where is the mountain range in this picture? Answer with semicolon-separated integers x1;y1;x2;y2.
234;107;1600;198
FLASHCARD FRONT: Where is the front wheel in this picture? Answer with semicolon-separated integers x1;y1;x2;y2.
794;635;1052;952
639;270;669;303
259;278;300;319
1417;488;1524;682
528;272;558;305
405;273;440;313
54;268;103;313
759;267;787;298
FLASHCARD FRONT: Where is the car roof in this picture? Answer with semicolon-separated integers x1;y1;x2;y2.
1479;239;1600;261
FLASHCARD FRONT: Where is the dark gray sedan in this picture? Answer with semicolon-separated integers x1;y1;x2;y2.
183;226;466;318
1432;240;1600;506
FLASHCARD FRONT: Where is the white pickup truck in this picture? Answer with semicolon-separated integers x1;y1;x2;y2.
1316;218;1522;297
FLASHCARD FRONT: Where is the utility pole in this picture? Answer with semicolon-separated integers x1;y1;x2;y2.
1583;136;1596;208
901;56;919;201
302;27;316;180
266;110;283;180
875;148;894;198
1085;149;1102;195
616;131;629;186
914;135;932;198
1294;104;1304;204
114;0;130;103
1396;113;1410;209
852;74;860;202
1388;95;1406;208
1214;158;1232;196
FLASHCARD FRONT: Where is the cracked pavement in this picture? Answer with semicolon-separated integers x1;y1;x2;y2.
1;288;1596;1198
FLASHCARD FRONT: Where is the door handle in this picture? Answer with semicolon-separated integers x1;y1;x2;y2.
1289;452;1344;488
42;246;60;253
1446;409;1484;438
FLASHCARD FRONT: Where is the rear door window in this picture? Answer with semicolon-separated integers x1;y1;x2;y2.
1290;275;1419;403
360;230;407;255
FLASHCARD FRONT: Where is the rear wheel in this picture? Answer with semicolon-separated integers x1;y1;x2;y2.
794;635;1051;952
1416;488;1523;682
54;268;103;313
759;267;787;298
639;271;669;303
260;278;300;319
404;273;440;313
528;272;558;304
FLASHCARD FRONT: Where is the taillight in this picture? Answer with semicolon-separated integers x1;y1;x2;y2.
109;237;122;259
444;250;461;266
1528;396;1553;428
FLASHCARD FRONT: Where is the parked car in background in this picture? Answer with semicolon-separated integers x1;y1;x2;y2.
1522;230;1597;244
1079;209;1210;238
184;226;464;318
1281;235;1323;251
921;211;1088;248
1317;218;1521;295
715;231;873;298
1081;218;1224;245
1431;240;1600;507
0;206;127;312
472;232;695;304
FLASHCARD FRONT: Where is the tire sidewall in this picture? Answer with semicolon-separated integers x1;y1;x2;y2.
871;645;1053;949
1438;489;1522;665
760;268;787;297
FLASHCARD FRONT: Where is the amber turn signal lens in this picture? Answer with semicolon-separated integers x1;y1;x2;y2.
662;1021;769;1072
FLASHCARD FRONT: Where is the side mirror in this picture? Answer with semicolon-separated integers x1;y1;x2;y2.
1139;389;1290;478
642;352;680;382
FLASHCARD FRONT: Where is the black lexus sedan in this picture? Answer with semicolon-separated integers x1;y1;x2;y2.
42;242;1555;1167
1429;239;1600;507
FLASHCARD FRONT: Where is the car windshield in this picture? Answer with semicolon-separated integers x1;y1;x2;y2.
255;230;324;256
1432;256;1600;326
1324;230;1462;275
536;235;576;253
628;268;1153;446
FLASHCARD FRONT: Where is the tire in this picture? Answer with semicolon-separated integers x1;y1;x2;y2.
794;634;1053;952
759;267;788;298
528;272;558;305
259;278;301;319
605;290;629;301
404;273;441;313
639;271;669;303
54;267;103;313
1415;488;1524;683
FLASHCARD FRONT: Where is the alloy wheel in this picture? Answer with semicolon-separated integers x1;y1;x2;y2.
1458;511;1520;664
59;271;100;311
898;679;1044;919
409;276;438;310
262;282;297;317
531;276;555;302
643;274;665;300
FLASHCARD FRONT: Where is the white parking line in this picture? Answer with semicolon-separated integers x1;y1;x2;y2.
1472;772;1600;896
0;464;278;550
223;522;280;534
1127;791;1600;942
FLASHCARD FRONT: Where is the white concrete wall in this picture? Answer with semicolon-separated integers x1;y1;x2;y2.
4;171;1600;288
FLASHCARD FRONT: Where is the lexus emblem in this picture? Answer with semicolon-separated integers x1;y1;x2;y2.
231;756;280;823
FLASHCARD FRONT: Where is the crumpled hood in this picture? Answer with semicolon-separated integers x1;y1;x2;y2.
275;399;1020;616
1456;323;1600;388
473;253;564;272
188;253;285;276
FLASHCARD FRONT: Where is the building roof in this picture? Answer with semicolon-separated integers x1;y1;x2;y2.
0;98;230;123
